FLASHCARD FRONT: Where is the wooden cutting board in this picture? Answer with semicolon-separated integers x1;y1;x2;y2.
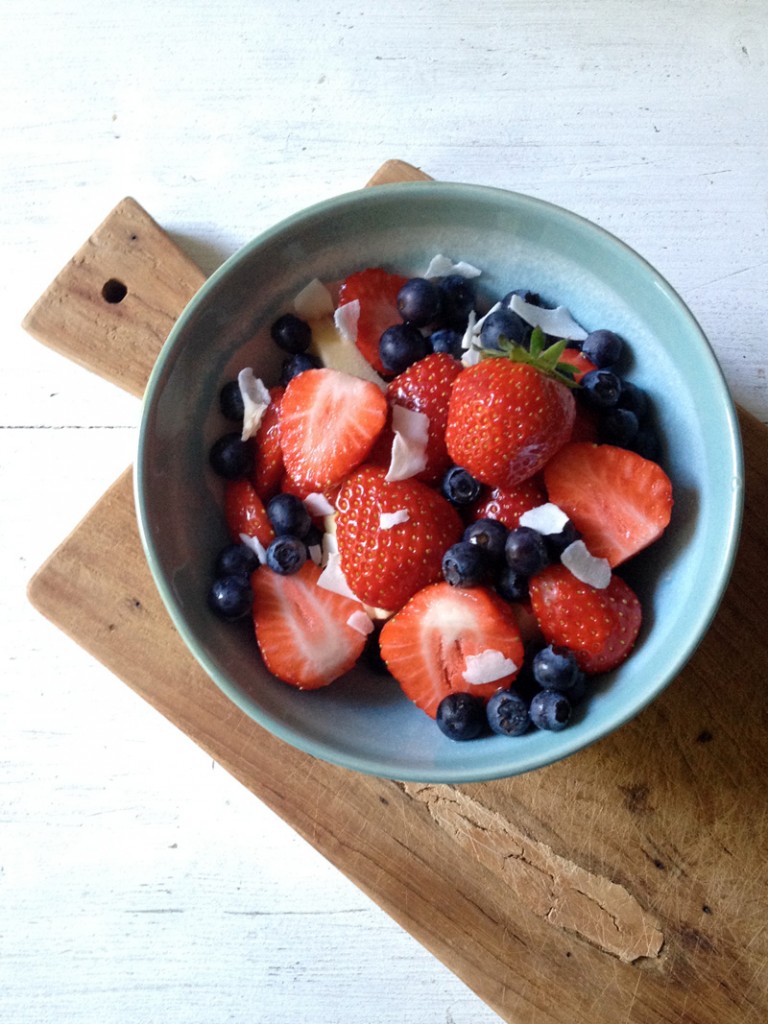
24;160;768;1024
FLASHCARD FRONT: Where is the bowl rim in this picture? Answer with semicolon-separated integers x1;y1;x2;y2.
135;180;744;782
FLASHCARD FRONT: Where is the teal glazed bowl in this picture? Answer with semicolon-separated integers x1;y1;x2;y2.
135;182;743;783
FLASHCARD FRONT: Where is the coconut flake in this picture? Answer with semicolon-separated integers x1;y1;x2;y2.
462;649;519;685
293;278;334;319
237;369;272;441
304;492;336;517
423;254;482;280
519;502;570;536
561;540;612;589
333;299;360;343
379;509;410;530
346;609;375;636
317;550;360;601
508;294;588;341
239;532;268;565
460;309;482;367
308;544;323;566
385;404;429;482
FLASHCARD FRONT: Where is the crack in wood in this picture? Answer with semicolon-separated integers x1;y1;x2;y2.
401;783;664;963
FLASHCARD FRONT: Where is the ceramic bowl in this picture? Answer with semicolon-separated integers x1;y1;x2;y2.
135;182;743;782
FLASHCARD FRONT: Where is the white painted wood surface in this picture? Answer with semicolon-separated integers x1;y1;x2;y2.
3;1;767;1021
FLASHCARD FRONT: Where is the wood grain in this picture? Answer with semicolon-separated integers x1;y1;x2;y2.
24;163;768;1024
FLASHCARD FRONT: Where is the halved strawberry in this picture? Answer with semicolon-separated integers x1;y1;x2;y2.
252;561;367;689
446;358;575;489
386;352;463;484
379;582;525;718
543;442;673;567
279;367;388;491
529;563;642;674
334;465;463;613
469;478;547;529
336;268;408;374
224;478;274;547
251;385;284;500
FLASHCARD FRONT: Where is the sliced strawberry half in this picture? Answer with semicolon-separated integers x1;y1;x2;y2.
279;367;388;491
224;478;274;547
336;267;408;374
529;563;642;674
252;560;367;690
379;582;525;718
250;385;284;501
469;478;546;529
543;442;673;567
334;465;463;613
386;352;463;484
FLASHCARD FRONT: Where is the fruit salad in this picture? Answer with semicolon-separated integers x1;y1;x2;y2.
206;257;673;742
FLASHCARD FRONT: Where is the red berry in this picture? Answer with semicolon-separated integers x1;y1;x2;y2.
469;478;547;529
250;385;284;501
336;268;408;374
223;478;274;548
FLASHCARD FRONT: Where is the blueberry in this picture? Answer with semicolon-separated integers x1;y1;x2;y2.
270;313;312;354
502;288;543;307
209;433;254;479
266;492;312;538
396;278;441;326
617;380;649;419
494;566;529;602
529;689;572;731
504;527;549;576
580;369;622;410
265;535;307;575
379;323;429;375
544;519;580;559
582;329;624;368
303;522;325;557
429;328;463;358
436;692;487;741
208;574;253;621
361;624;390;675
280;352;322;387
219;380;244;422
463;518;508;563
442;541;487;587
441;466;482;507
631;425;662;462
599;407;640;447
486;689;531;737
532;645;580;692
214;542;260;578
479;307;531;349
437;275;476;328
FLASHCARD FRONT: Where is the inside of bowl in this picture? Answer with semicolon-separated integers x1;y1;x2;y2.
136;182;742;782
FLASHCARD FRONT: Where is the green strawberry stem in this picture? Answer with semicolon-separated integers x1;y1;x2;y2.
478;326;579;387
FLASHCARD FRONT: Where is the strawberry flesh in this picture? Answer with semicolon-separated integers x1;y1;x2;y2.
250;385;284;501
380;582;525;718
337;268;408;374
224;478;274;548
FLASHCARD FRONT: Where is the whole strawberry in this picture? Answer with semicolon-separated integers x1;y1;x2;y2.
446;333;576;489
335;465;463;612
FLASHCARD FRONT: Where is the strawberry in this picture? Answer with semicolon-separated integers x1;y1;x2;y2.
569;401;600;444
250;385;284;500
543;442;673;567
469;478;547;529
529;563;642;674
334;465;463;612
446;357;575;489
223;478;274;548
252;561;367;689
336;268;408;374
386;352;463;484
379;582;525;718
279;367;388;491
560;347;598;383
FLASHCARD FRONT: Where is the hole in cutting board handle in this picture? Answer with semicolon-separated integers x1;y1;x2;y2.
101;278;128;303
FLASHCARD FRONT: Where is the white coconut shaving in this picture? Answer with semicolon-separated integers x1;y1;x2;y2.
292;277;334;319
508;294;588;342
239;532;268;565
379;509;410;530
423;254;482;280
346;609;375;636
304;492;336;517
308;543;323;566
519;502;571;536
561;539;612;589
385;404;430;482
460;309;481;367
237;368;272;441
462;649;519;685
333;299;360;343
317;550;360;601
